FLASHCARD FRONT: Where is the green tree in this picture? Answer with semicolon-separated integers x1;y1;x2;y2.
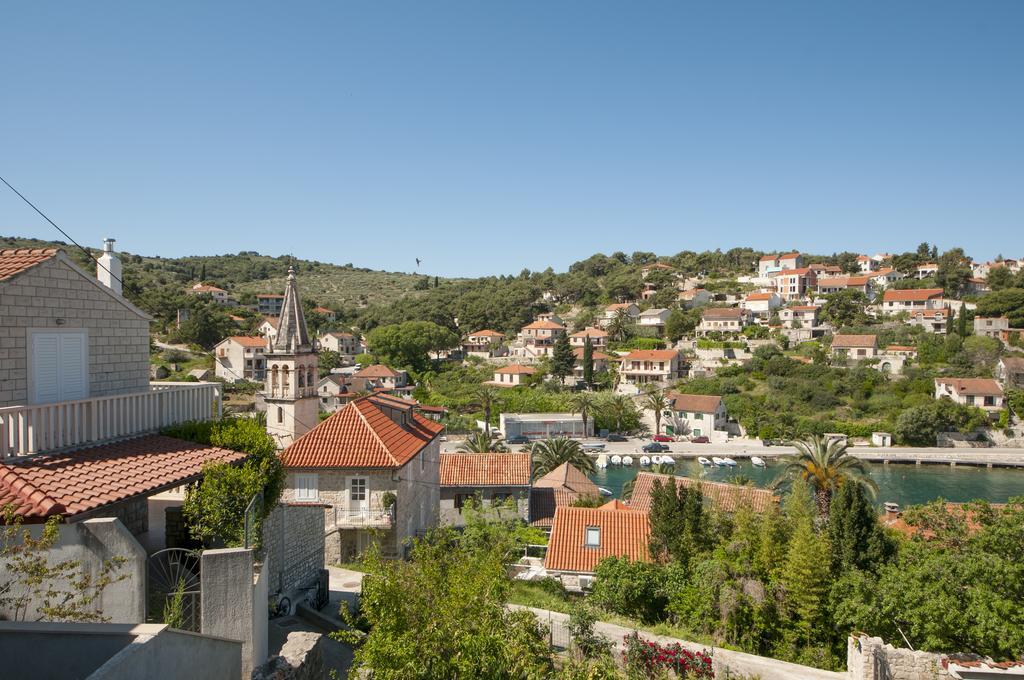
570;391;597;438
365;321;460;371
606;308;634;342
530;437;595;478
976;288;1024;327
826;482;893;574
603;394;634;433
780;513;830;645
665;308;699;341
582;336;595;385
551;333;576;383
590;557;667;623
820;290;869;328
317;349;342;377
474;385;500;434
641;388;669;436
776;435;877;517
456;430;509;453
935;248;972;297
647;478;709;571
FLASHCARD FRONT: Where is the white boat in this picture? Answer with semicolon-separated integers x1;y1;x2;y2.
610;455;622;466
698;456;712;466
622;455;634;466
650;455;661;465
659;456;674;466
582;442;606;452
639;456;651;466
751;456;766;467
712;456;726;466
596;454;609;469
722;457;738;467
598;487;613;497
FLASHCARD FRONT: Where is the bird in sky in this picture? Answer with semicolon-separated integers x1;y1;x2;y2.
415;258;421;267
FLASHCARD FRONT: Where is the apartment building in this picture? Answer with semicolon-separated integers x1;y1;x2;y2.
214;336;268;382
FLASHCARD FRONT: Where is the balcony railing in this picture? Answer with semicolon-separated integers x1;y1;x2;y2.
328;504;394;530
0;382;222;459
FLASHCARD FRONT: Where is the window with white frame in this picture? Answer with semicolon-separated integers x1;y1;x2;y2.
294;473;319;501
350;477;367;501
584;526;600;548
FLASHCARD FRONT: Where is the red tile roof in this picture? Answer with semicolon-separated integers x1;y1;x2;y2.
935;378;1004;397
701;307;745;319
572;347;611;361
776;267;813;276
282;396;443;469
469;329;504;337
628;472;779;514
831;334;877;349
886;345;916;352
883;288;944;302
225;336;268;348
439;452;531;487
668;393;722;414
744;293;773;301
354;364;401;379
605;303;637;311
544;504;651;573
191;284;227;293
779;252;801;259
530;463;601;527
495;364;537;375
0;248;59;282
759;255;778;262
620;349;679;362
523;319;566;330
570;327;608;338
0;435;246;521
324;331;354;338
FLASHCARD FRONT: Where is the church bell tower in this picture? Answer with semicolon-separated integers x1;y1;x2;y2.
264;266;319;448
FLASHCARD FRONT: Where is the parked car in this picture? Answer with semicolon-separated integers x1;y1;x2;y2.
690;436;710;444
606;433;628;442
652;434;674;442
762;439;780;447
642;442;670;453
506;435;529;445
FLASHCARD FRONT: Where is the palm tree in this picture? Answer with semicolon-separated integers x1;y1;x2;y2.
606;308;634;342
570;391;597;438
641;388;670;437
530;437;595;479
475;385;500;435
775;435;878;517
622;462;675;500
606;393;633;434
456;430;509;453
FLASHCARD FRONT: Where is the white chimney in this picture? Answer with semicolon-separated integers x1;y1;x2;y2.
97;238;122;295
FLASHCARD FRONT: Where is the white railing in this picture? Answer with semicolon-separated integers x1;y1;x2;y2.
0;382;222;459
329;505;394;530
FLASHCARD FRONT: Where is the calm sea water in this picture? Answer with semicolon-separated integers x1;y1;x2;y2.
590;459;1024;506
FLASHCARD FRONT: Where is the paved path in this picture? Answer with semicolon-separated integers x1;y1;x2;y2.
510;604;845;680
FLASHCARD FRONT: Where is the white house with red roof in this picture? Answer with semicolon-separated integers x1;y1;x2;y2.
353;364;411;393
778;305;820;329
281;394;444;561
569;326;609;348
880;288;946;315
934;378;1005;413
665;393;728;441
510;318;567;361
488;364;537;387
214;336;268;382
696;307;750;336
544;501;651;590
816;275;873;297
319;330;361;357
188;282;233;305
463;329;507;357
759;252;803;278
600;302;641;327
741;292;783;319
617;349;683;391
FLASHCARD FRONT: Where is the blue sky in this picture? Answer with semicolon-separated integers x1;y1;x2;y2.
2;2;1022;277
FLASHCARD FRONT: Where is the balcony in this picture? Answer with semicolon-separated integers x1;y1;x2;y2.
0;382;222;459
327;503;394;530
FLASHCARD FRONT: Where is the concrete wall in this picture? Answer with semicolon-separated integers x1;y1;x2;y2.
200;547;268;679
252;631;325;680
0;622;241;680
848;635;951;680
262;503;326;598
0;254;150;408
0;518;146;623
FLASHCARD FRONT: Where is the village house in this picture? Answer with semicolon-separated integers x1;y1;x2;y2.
618;349;683;391
758;252;803;278
778;305;820;329
573;347;611;381
816;275;872;297
807;263;843;277
514;319;566;359
529;462;602;530
695;307;750;336
353;364;412;394
569;326;609;348
256;293;285;316
773;267;817;302
319;330;361;356
213;336;268;382
741;292;783;321
915;263;939;279
257;316;279;343
665;393;729;441
280;393;443;561
934;378;1005;413
964;277;990;295
996;357;1024;390
974;317;1010;338
535;311;564;325
678;288;712;308
869;268;906;289
463;329;506;357
439;452;531;525
831;334;878;360
627;472;779;515
600;302;641;327
879;288;946;316
856;255;878;273
312;306;336;322
317;373;357;412
637;308;670;334
188;283;233;305
489;364;536;387
543;501;650;591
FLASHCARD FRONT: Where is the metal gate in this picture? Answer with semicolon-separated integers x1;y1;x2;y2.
147;548;202;632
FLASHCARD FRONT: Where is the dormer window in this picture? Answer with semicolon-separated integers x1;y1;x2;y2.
585;526;600;548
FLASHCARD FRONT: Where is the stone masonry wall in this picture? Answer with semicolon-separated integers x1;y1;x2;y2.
86;495;149;536
848;635;951;680
0;256;150;407
262;503;325;597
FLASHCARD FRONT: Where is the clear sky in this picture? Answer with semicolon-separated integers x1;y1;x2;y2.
2;2;1022;277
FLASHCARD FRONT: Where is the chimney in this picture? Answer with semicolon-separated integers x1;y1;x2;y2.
97;238;122;295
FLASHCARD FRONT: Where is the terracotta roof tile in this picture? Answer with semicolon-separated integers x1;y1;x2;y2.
628;472;778;514
354;364;401;379
469;329;504;337
0;248;59;282
224;336;268;348
0;435;246;521
935;378;1003;397
439;452;531;487
282;396;443;469
702;307;745;320
570;327;608;338
883;288;944;302
667;393;722;413
544;504;650;573
832;334;878;349
523;320;566;330
620;350;679;362
529;463;601;526
495;364;536;375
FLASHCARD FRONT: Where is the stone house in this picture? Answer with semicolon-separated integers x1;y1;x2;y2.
569;327;609;348
280;394;443;561
439;452;531;526
996;356;1024;389
665;393;728;441
831;334;878;361
678;288;712;308
544;501;650;591
529;462;602;530
319;331;361;357
214;336;268;382
934;378;1005;413
974;317;1010;338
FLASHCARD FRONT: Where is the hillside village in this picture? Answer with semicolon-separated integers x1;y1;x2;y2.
1;239;1023;679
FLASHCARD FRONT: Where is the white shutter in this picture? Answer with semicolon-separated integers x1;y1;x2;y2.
59;333;88;401
31;334;60;404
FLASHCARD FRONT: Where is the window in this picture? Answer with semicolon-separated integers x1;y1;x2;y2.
584;526;600;547
350;478;367;501
277;406;283;424
294;473;319;501
30;330;88;404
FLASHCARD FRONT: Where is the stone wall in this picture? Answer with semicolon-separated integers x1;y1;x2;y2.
262;503;325;598
848;635;950;680
87;495;149;536
251;631;324;680
0;254;150;408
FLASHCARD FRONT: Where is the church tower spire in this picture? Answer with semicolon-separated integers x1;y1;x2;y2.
264;266;319;449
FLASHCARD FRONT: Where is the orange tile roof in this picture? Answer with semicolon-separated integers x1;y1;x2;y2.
570;327;608;338
544;504;651;573
282;396;444;469
759;255;778;262
439;452;531;487
605;303;637;311
831;334;877;349
935;378;1003;397
225;336;268;348
620;349;679;362
191;284;227;293
572;347;611;360
324;331;354;338
469;329;504;337
523;319;566;330
779;252;801;259
790;305;819;311
776;267;813;276
0;435;246;521
886;345;916;352
495;364;537;375
883;288;944;302
744;293;773;301
0;248;59;282
530;462;601;526
354;364;401;379
667;393;722;413
628;472;779;514
701;307;745;319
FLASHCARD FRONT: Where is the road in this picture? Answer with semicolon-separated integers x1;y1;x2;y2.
441;438;1024;468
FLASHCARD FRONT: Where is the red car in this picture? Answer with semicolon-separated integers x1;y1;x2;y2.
690;436;710;444
652;434;674;442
